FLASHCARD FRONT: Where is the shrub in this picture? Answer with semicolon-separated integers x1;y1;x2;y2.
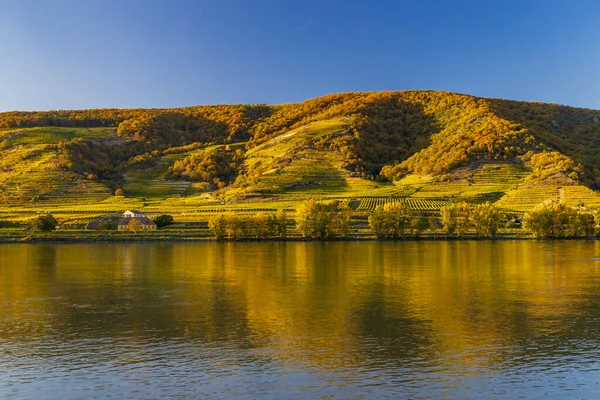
98;220;118;231
32;214;58;232
114;187;125;196
153;214;174;228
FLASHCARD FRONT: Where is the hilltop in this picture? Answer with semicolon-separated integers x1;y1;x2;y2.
2;90;600;225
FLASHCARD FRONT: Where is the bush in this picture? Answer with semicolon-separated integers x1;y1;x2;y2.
32;214;58;232
114;187;125;196
98;220;118;231
153;214;174;228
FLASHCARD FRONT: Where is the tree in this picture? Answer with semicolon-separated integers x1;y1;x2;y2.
524;201;577;238
454;202;472;236
368;201;412;238
127;218;143;232
32;214;58;232
272;209;288;238
98;220;118;231
224;213;242;240
471;202;502;237
253;213;271;239
208;214;227;240
571;212;595;237
114;187;125;196
410;212;429;237
153;214;174;228
441;202;471;236
295;200;343;240
368;206;386;238
337;206;352;237
428;215;442;233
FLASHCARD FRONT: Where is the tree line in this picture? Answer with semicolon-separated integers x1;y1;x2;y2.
17;200;600;240
208;210;288;240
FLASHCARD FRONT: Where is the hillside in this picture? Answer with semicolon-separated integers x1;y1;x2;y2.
2;90;600;222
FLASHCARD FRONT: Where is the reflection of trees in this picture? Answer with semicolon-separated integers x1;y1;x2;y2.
4;241;600;371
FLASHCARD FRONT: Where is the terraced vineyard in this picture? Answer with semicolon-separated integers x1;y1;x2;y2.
336;197;449;211
561;186;600;208
460;163;530;203
123;152;194;198
495;186;561;212
405;198;450;210
4;96;600;227
409;182;470;198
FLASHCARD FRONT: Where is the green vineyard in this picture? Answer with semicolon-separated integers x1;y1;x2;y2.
337;197;449;211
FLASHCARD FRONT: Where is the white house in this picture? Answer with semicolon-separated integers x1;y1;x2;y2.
123;210;145;218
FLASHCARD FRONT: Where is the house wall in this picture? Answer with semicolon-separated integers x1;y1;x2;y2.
118;224;157;231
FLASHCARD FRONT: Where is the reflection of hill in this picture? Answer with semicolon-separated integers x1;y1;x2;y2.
2;242;600;373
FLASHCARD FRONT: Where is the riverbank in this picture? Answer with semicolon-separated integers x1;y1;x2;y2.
0;229;543;244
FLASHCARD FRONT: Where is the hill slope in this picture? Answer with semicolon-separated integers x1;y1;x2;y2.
2;90;600;217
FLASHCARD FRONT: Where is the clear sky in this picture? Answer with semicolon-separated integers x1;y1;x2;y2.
1;0;599;111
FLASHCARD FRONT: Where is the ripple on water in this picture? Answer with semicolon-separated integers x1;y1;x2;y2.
2;242;600;399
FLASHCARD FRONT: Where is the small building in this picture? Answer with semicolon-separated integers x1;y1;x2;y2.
85;221;100;230
118;216;157;231
85;215;121;230
123;210;145;218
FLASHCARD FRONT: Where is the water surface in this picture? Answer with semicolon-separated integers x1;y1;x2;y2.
2;241;600;399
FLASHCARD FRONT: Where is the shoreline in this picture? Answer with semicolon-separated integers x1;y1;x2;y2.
1;232;594;244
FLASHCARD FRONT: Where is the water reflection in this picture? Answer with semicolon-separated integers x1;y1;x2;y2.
2;241;600;399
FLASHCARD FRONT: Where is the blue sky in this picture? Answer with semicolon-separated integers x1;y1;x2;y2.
0;0;599;111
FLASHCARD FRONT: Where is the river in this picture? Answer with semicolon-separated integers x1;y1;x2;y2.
2;241;600;399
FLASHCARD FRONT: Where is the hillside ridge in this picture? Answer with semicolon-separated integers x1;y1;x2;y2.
2;90;600;220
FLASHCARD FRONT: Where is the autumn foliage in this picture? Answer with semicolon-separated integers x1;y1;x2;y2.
3;90;600;189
